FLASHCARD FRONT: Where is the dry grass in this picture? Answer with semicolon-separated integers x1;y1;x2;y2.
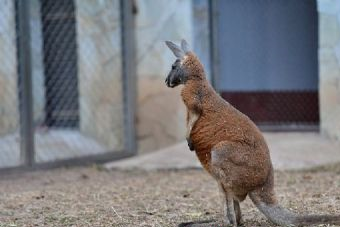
0;164;340;227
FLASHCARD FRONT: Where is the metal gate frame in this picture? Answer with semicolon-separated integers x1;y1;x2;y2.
2;0;137;173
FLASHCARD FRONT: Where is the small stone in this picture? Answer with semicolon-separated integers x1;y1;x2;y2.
183;193;190;198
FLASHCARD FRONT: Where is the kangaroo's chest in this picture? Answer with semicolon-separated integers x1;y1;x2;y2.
186;109;199;126
190;113;221;172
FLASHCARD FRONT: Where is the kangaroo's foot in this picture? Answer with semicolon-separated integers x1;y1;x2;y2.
178;219;226;227
186;137;195;151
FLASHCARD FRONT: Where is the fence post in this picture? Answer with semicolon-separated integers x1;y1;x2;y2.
209;0;220;92
16;0;34;166
121;0;137;155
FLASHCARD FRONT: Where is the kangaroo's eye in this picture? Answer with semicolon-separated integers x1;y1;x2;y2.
172;65;176;70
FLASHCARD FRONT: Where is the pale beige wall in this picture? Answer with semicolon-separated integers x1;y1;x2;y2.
318;0;340;141
76;0;125;150
136;0;193;153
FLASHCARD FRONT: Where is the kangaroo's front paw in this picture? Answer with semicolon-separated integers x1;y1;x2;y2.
186;138;194;151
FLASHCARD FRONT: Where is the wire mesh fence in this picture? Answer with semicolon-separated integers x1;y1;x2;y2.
214;0;319;130
0;0;136;170
0;0;21;168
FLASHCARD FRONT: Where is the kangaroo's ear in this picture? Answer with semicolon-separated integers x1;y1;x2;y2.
181;39;190;54
165;41;185;59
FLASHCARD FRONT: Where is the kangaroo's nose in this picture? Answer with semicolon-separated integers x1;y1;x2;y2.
165;77;170;87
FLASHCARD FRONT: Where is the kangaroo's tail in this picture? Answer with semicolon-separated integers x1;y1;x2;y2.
249;170;340;226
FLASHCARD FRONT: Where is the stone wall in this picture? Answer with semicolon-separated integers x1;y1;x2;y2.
317;0;340;141
0;0;19;136
135;0;193;153
76;0;124;150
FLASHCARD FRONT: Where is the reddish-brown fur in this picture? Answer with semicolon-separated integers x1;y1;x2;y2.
176;51;340;227
181;53;273;200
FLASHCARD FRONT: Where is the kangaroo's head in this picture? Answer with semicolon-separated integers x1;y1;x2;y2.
165;39;204;88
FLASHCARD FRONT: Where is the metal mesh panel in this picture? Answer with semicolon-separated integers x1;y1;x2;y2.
41;0;79;128
222;91;319;129
216;0;319;129
0;0;21;168
0;0;133;169
33;0;125;163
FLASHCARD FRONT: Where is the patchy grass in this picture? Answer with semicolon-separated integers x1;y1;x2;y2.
0;164;340;227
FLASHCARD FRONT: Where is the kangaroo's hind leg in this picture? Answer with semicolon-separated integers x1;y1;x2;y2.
218;185;237;227
234;200;243;226
225;193;237;227
219;184;243;226
211;141;251;227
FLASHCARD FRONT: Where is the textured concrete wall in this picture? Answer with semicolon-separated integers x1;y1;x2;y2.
136;0;193;153
76;0;124;150
318;0;340;141
0;0;19;136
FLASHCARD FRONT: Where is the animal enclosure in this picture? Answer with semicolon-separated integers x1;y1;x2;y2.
0;0;136;171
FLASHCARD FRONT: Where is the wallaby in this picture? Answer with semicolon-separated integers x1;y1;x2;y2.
165;40;340;227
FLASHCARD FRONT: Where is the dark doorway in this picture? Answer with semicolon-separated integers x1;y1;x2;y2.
214;0;318;129
41;0;79;128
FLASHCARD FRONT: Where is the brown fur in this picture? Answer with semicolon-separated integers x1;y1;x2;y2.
177;52;340;226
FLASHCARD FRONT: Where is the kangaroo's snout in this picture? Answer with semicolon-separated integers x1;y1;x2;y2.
165;76;174;88
165;72;181;88
165;77;169;87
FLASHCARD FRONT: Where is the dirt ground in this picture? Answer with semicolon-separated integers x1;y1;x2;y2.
0;164;340;227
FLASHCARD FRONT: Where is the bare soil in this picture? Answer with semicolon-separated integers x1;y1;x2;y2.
0;164;340;227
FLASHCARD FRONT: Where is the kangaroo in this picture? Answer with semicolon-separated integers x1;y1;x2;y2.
165;40;340;227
